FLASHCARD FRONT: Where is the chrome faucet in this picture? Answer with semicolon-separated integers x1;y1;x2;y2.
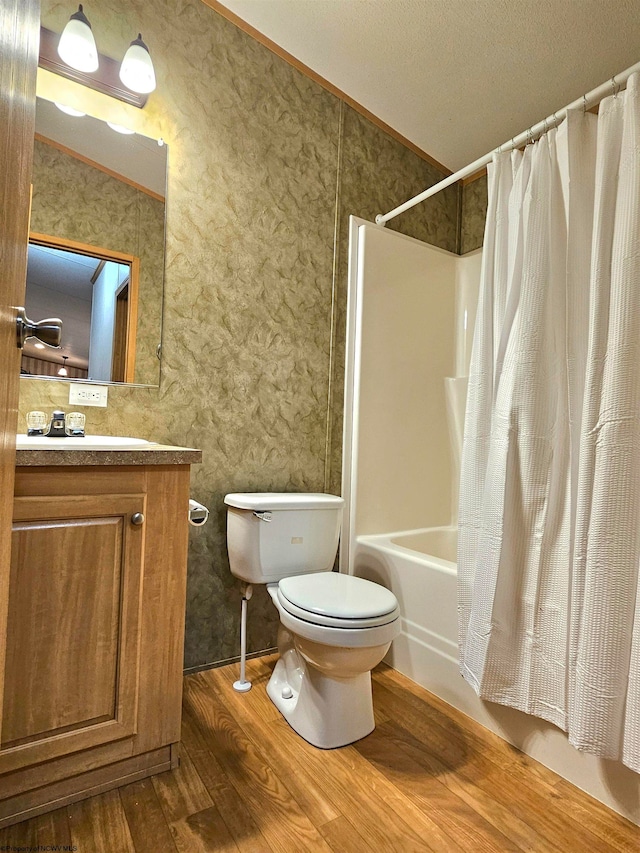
45;410;67;437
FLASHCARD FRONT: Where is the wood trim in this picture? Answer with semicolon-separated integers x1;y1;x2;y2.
91;259;106;285
202;0;452;176
29;231;138;265
125;258;140;384
462;168;488;186
34;132;165;202
111;282;129;382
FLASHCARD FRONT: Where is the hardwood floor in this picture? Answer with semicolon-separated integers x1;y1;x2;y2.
1;655;638;852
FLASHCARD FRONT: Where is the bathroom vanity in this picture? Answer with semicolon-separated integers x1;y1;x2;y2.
0;442;201;828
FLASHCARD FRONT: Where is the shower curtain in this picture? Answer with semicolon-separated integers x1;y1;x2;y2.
458;72;640;772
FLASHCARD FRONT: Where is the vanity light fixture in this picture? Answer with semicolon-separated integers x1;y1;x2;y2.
54;102;86;117
57;5;99;73
119;34;156;95
40;9;157;109
57;356;69;377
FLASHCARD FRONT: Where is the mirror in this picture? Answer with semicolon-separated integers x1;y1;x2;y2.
22;97;167;386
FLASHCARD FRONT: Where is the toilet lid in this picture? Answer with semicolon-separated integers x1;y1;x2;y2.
277;572;399;629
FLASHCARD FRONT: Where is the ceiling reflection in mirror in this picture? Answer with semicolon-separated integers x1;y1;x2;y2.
22;97;167;386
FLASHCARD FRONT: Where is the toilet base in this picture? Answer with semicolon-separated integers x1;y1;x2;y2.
267;632;375;749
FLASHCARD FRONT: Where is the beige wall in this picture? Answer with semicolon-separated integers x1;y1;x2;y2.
24;0;460;669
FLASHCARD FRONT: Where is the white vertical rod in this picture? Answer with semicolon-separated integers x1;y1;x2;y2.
376;60;640;226
239;597;247;682
233;587;252;692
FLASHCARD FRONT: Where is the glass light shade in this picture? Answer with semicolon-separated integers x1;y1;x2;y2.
119;34;156;94
107;122;135;135
55;102;86;117
58;356;69;377
57;6;99;73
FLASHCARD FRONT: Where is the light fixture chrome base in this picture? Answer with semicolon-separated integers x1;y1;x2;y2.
39;27;148;108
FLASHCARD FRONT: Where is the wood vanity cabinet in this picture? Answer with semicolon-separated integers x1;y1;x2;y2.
0;461;195;827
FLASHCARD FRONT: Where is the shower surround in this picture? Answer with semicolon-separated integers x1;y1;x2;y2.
343;219;640;825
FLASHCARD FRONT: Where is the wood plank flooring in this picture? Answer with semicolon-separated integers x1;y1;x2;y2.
1;655;638;852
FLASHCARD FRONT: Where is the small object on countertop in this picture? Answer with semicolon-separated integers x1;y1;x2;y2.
45;410;67;437
67;411;86;437
26;410;47;436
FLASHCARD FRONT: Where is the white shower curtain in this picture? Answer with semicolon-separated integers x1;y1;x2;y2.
458;72;640;772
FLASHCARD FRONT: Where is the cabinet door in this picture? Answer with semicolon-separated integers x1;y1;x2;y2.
0;494;146;774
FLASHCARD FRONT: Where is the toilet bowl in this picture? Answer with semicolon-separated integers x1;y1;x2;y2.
224;493;401;748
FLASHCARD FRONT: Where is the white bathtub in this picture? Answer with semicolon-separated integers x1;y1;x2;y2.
353;526;463;708
353;526;640;825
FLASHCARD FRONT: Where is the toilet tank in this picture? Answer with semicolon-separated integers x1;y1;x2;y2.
224;493;344;584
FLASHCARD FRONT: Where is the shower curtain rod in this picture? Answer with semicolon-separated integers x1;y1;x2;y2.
375;59;640;226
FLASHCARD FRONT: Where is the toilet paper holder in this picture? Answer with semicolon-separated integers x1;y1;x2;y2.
188;499;209;527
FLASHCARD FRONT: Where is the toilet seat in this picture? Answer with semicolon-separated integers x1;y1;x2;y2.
277;572;400;629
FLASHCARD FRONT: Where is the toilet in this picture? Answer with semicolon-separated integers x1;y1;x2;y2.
224;492;400;749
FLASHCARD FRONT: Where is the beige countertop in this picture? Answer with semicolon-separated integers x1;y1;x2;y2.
15;443;202;467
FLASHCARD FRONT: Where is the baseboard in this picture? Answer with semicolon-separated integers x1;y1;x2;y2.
0;746;173;829
183;646;277;675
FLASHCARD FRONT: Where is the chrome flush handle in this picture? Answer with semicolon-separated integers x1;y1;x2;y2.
253;511;272;522
16;307;62;350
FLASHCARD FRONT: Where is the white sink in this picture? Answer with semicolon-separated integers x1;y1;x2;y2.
16;434;155;450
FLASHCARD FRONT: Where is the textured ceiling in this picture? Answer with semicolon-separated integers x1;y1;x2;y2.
218;0;640;171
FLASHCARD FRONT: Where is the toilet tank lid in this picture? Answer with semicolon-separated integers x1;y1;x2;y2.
224;492;344;511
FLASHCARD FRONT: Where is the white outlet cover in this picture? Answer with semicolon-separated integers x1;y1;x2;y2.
68;384;109;407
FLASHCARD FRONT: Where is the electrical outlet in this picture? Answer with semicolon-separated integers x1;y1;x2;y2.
69;384;109;407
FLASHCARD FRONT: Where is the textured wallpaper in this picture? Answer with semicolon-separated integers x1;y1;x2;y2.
328;106;460;495
461;174;488;254
30;138;164;385
25;0;459;669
